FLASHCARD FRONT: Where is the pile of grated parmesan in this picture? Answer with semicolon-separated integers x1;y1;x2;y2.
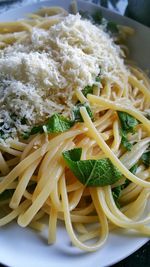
0;14;129;141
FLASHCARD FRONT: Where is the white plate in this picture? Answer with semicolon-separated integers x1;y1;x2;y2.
0;1;149;267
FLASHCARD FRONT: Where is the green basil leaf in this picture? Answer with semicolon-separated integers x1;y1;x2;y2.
123;178;131;188
130;163;138;175
23;132;31;140
118;111;138;132
62;148;122;187
45;114;74;133
112;163;138;206
21;117;27;125
30;125;43;135
123;164;138;189
82;75;101;97
112;163;138;207
23;113;74;139
118;112;138;151
112;185;122;208
141;151;150;167
120;129;132;151
112;186;122;199
92;11;103;24
95;76;101;82
72;102;93;122
80;9;118;35
82;85;93;97
107;21;119;33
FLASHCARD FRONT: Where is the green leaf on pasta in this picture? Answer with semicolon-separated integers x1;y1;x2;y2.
106;21;119;33
62;148;122;187
71;102;93;122
120;129;132;151
112;186;122;208
118;112;139;151
23;114;74;139
141;151;150;167
82;85;93;97
112;163;138;207
118;111;138;132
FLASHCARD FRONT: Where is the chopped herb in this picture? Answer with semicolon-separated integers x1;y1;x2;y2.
82;85;93;97
23;132;31;140
106;21;119;33
130;163;138;175
92;10;103;24
79;10;92;20
120;129;132;151
45;114;74;133
112;185;122;208
21;117;27;125
72;102;93;122
23;113;74;139
80;9;118;35
112;163;138;206
123;178;130;188
62;148;122;187
123;164;138;189
80;10;103;25
141;151;150;167
118;112;139;151
24;102;93;139
95;76;101;82
82;74;101;97
118;111;138;133
30;125;43;135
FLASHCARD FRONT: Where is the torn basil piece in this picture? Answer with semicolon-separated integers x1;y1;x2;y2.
118;112;139;151
141;151;150;167
72;102;93;122
23;113;74;139
118;111;138;132
62;148;122;187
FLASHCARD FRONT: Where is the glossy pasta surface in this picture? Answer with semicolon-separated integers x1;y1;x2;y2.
0;5;150;252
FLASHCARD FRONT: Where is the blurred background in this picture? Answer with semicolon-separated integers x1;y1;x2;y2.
0;0;150;26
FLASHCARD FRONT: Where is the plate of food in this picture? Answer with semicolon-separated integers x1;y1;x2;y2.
0;1;150;267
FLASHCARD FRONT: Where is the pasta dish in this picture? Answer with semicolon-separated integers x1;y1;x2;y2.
0;3;150;252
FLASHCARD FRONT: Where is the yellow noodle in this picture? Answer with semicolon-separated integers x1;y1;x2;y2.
9;158;41;209
0;5;150;253
80;107;150;187
48;207;57;244
29;221;46;231
88;95;150;132
0;152;9;175
0;200;30;226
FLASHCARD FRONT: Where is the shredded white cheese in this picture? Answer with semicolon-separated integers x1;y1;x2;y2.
0;14;129;140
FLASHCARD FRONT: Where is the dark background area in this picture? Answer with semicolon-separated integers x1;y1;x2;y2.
113;241;150;267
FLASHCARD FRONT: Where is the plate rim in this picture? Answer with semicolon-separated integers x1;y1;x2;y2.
0;1;149;267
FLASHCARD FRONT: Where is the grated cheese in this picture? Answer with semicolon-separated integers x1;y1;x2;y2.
0;14;129;141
